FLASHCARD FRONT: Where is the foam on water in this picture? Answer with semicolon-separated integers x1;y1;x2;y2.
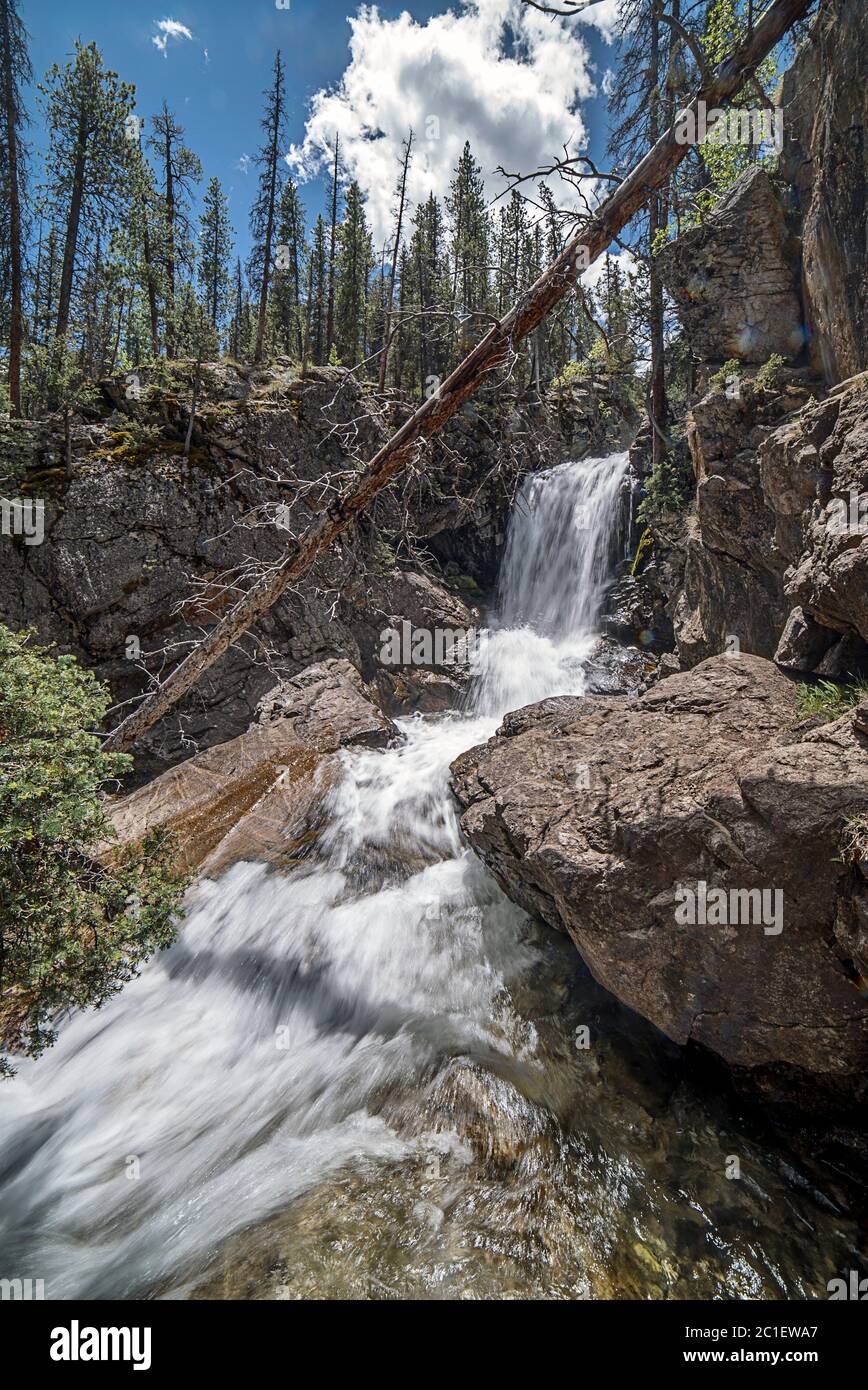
0;454;630;1298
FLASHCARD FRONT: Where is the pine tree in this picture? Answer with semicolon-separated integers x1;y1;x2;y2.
402;191;450;393
248;51;286;363
378;131;413;390
198;175;233;336
0;0;31;415
127;139;161;360
305;214;328;366
334;180;373;368
149;102;202;359
324;133;341;357
446;142;490;357
39;40;134;344
269;178;306;358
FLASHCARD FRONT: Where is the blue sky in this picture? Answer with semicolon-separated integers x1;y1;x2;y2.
21;0;622;264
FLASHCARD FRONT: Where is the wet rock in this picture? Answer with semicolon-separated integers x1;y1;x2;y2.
0;365;559;775
451;654;868;1111
108;659;395;877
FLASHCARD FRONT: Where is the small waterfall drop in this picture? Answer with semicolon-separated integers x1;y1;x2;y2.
1;448;848;1302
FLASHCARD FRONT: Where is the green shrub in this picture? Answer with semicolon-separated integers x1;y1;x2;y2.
756;353;786;392
839;814;868;870
637;449;695;522
796;677;868;722
708;359;741;395
0;626;188;1075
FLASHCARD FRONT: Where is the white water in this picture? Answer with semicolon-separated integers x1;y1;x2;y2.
0;452;629;1300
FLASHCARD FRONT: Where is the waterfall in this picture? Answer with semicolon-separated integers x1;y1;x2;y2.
497;452;629;642
0;453;633;1299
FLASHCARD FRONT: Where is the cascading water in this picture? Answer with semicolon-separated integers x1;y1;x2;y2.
0;453;859;1301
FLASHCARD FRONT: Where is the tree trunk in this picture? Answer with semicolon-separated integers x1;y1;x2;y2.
378;132;413;392
648;0;669;471
325;135;339;356
103;0;813;755
142;205;160;358
254;64;282;363
164;124;176;359
56;119;88;341
0;0;23;414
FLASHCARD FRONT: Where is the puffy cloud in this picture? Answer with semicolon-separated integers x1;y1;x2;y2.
287;0;601;245
570;0;622;43
152;18;194;57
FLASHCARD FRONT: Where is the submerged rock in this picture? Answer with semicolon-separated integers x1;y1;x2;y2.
451;654;868;1111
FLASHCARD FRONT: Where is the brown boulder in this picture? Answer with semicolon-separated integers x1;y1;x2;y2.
109;659;395;877
780;0;868;385
451;655;868;1110
656;167;804;365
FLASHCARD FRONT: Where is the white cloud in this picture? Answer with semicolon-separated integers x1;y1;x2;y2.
287;0;601;246
236;153;252;176
580;245;636;292
569;0;622;43
152;18;194;57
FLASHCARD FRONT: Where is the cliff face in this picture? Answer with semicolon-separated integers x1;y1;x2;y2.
634;0;868;681
780;0;868;386
0;362;627;776
452;1;868;1112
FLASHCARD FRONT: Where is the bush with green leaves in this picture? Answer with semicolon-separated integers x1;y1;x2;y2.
0;626;187;1076
796;677;868;722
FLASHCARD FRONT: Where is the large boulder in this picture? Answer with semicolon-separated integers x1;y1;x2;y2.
780;0;868;385
451;655;868;1111
667;371;820;665
656;166;804;365
108;659;395;877
760;376;868;672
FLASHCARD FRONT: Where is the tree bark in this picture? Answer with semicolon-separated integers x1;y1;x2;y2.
325;135;340;357
103;0;814;754
163;120;176;359
56;119;88;342
0;0;24;414
254;56;283;364
378;132;413;392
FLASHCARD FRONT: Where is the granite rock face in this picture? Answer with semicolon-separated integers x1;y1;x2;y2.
764;379;868;667
452;655;868;1110
0;364;522;774
108;658;394;878
656;167;804;366
665;371;820;666
780;0;868;385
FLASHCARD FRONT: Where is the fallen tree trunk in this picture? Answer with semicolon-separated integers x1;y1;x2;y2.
104;0;813;753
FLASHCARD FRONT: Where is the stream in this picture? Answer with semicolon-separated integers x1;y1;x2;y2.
0;452;863;1300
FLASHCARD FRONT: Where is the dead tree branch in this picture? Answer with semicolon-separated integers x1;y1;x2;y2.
104;0;814;754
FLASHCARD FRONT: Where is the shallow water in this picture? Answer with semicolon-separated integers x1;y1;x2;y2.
0;453;864;1300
